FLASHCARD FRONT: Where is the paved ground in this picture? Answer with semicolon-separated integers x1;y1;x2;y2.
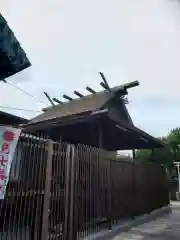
113;202;180;240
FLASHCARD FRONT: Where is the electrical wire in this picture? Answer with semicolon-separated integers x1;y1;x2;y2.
0;105;42;112
2;79;48;105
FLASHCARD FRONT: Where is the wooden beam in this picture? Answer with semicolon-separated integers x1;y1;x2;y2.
63;94;73;101
74;91;84;98
42;108;48;112
99;72;111;91
41;106;53;112
44;92;55;107
100;82;109;91
53;98;63;104
86;86;96;94
123;80;139;90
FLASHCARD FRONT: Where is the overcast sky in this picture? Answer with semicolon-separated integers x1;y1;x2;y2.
1;0;180;137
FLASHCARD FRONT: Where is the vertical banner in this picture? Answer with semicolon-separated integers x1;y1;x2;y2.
0;126;21;199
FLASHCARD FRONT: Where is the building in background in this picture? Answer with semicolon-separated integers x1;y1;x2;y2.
0;14;31;81
0;13;31;126
0;110;28;127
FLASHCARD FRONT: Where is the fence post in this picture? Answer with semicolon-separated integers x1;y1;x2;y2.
41;139;53;240
132;161;136;219
64;144;76;240
108;160;112;230
64;144;71;240
69;145;76;239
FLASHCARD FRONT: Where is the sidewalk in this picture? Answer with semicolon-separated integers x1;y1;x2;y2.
113;202;180;240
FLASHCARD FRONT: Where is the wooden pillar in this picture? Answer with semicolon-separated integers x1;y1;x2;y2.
132;147;136;218
132;148;136;161
41;140;53;240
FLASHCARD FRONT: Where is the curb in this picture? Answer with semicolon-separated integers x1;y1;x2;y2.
86;205;171;240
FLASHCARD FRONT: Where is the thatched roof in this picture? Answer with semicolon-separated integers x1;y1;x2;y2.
29;83;132;125
24;81;164;151
30;90;111;124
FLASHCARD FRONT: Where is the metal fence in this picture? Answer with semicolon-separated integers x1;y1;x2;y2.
0;133;169;239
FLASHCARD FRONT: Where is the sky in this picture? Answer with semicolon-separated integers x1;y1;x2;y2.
1;0;180;137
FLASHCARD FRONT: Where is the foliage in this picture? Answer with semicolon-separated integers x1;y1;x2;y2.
167;127;180;161
136;128;180;178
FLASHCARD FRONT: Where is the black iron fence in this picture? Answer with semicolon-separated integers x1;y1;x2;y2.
0;133;169;239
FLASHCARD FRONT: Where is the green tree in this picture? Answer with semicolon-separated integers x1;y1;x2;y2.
136;128;180;179
136;137;173;177
135;149;151;163
167;127;180;162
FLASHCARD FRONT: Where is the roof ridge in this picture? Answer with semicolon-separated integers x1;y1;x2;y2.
42;88;113;112
30;81;139;123
42;84;129;112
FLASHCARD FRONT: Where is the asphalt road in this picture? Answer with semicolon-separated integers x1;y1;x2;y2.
114;202;180;240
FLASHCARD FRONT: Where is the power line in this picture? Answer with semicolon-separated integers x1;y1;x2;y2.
2;79;48;105
0;105;42;112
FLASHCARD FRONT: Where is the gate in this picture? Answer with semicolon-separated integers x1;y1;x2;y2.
0;133;169;239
